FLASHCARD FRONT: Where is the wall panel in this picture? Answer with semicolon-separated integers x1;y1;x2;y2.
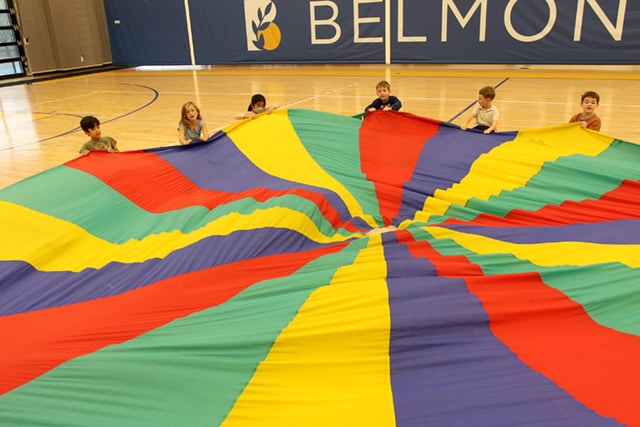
103;0;190;66
104;0;640;65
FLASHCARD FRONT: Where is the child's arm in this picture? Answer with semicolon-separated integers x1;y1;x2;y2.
460;113;475;130
389;97;402;111
365;99;379;112
109;137;120;152
199;123;210;141
264;103;280;114
586;116;601;131
178;126;191;145
235;111;257;119
78;142;89;156
484;120;498;134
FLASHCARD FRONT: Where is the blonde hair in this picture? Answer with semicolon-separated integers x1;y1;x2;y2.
179;101;202;127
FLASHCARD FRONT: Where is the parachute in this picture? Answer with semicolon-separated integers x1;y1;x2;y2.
1;109;639;426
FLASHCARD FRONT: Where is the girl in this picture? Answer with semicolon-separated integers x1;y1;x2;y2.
178;101;209;145
234;94;280;119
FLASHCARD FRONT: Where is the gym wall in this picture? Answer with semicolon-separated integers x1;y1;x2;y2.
103;0;639;66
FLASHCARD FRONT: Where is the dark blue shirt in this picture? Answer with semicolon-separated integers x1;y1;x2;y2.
365;96;402;112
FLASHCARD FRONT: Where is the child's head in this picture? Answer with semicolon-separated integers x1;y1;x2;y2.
580;90;600;116
581;91;600;104
249;94;266;113
477;86;495;107
375;80;392;102
181;102;202;125
80;115;101;139
580;91;600;115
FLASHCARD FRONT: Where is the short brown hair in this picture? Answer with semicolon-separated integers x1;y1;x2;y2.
581;91;600;103
479;86;495;100
376;80;391;90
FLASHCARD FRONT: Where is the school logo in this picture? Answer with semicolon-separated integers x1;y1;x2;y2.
244;0;281;51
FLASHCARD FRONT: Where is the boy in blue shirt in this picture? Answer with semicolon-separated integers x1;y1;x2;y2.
365;80;402;112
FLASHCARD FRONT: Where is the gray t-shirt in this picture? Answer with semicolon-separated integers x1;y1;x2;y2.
79;136;118;153
179;119;206;141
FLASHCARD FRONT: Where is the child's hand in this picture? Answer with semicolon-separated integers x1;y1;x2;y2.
460;125;467;131
580;121;587;128
368;108;376;112
483;129;491;134
265;104;279;114
383;106;392;111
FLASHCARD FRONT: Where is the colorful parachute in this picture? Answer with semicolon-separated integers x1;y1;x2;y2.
1;109;639;426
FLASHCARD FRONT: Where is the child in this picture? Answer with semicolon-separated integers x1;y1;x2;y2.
78;115;119;156
234;94;280;119
461;86;499;134
569;91;601;131
178;101;209;145
365;80;402;112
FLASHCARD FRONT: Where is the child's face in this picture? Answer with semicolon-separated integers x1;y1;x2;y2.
84;125;101;140
185;105;199;121
376;86;390;102
478;94;492;108
581;96;599;115
252;101;265;113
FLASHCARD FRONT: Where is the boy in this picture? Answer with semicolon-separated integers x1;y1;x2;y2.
365;80;402;112
78;115;119;156
569;91;601;131
461;86;499;134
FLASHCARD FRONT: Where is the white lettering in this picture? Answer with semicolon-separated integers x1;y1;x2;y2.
354;0;383;43
398;0;426;42
442;0;487;42
307;0;628;50
504;0;556;42
310;1;341;44
574;0;626;41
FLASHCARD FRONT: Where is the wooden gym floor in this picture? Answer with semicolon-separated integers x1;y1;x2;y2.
1;63;639;190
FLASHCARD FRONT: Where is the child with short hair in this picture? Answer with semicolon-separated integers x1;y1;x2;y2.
461;86;499;134
234;94;280;119
178;101;209;145
569;91;601;131
78;115;119;156
365;80;402;112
